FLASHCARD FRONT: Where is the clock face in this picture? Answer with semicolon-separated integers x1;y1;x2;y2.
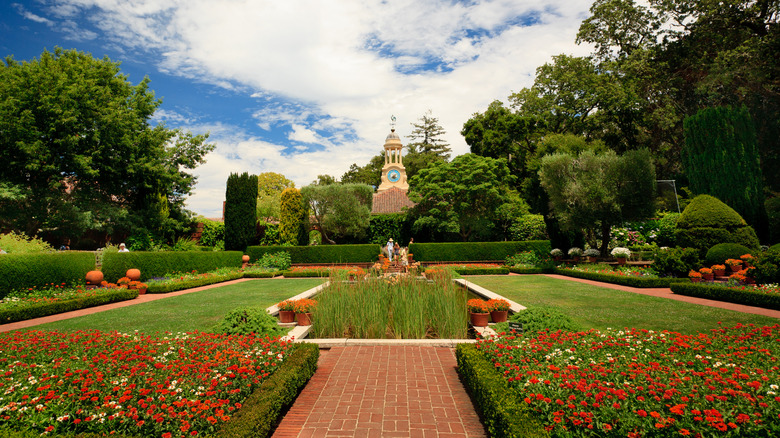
387;169;401;182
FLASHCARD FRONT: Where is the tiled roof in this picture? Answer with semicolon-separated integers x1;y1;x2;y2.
371;187;415;214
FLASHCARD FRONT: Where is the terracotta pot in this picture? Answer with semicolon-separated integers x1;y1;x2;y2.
242;255;250;263
126;269;141;281
85;270;104;285
616;257;627;265
691;277;702;283
137;287;147;295
573;256;581;262
554;256;562;262
279;310;295;323
702;273;714;281
469;312;489;327
587;256;597;263
713;269;726;277
296;312;313;326
730;264;743;272
490;310;508;323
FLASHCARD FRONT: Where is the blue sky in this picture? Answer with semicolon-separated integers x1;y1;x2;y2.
1;0;592;218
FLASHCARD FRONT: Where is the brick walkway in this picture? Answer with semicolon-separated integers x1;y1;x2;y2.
272;346;487;438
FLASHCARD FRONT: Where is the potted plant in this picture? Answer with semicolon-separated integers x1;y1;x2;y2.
550;248;563;261
467;299;489;327
568;247;583;262
583;248;600;263
347;268;364;282
293;299;316;326
117;277;132;288
699;267;714;281
740;254;754;267
725;258;743;272
135;282;148;295
277;300;296;323
711;264;726;277
688;270;703;283
611;247;631;265
486;299;510;323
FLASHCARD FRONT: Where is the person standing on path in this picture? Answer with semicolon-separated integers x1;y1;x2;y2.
386;238;394;262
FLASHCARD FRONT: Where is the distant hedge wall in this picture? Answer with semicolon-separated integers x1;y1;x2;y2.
102;251;244;282
410;241;551;262
0;252;95;298
246;245;379;264
671;282;780;310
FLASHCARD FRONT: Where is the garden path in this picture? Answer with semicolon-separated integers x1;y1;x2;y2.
539;273;780;319
272;345;487;438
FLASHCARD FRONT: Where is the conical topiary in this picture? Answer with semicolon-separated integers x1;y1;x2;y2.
675;194;759;252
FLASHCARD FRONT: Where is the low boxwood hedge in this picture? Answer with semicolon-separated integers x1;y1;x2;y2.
455;343;548;438
453;267;509;275
507;267;550;275
0;288;138;324
279;270;330;278
0;252;95;298
553;269;689;288
102;251;244;282
242;271;281;279
670;282;780;310
214;343;318;438
247;245;378;264
410;241;551;262
147;271;244;294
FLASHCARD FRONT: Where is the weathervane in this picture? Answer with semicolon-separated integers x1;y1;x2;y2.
390;115;396;131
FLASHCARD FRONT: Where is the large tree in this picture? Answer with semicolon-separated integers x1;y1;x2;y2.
300;183;373;244
0;48;213;243
406;110;452;159
256;172;295;223
408;153;515;241
224;172;257;251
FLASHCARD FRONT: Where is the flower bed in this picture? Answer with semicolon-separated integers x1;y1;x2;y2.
671;282;780;310
471;324;780;436
0;330;292;437
554;265;688;288
280;265;362;278
145;268;244;293
0;286;139;324
427;263;509;275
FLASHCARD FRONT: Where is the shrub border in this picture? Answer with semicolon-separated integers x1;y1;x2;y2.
452;267;510;275
214;342;319;438
670;282;780;310
0;288;139;325
146;272;244;293
455;343;549;438
553;268;689;288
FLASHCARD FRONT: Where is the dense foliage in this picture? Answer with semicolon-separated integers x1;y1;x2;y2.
675;195;760;252
224;172;258;251
0;252;95;298
278;188;307;246
301;183;373;244
0;48;213;246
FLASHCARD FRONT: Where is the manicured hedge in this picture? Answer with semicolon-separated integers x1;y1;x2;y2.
0;252;96;298
146;271;244;294
507;267;550;275
670;282;780;310
0;288;138;324
456;344;549;438
553;269;690;288
242;271;281;279
215;343;319;438
452;267;509;275
279;269;330;278
247;244;379;264
410;241;551;262
102;251;243;282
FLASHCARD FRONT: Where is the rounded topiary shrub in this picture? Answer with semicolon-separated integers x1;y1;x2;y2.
705;243;753;266
753;250;780;285
675;194;760;252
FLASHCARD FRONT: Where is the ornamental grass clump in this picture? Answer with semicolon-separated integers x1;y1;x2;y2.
311;270;467;339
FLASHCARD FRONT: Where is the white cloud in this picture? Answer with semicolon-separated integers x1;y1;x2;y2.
27;0;595;217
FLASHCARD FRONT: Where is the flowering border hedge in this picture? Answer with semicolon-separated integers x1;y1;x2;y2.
507;267;550;275
670;282;780;310
453;267;510;275
242;271;281;279
455;344;549;438
146;271;244;293
279;269;330;278
0;288;138;324
553;268;690;288
214;343;318;437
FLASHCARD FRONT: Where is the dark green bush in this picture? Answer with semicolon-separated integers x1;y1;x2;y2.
507;267;549;274
652;247;701;277
102;251;243;282
554;268;689;287
279;269;329;278
256;251;291;270
767;197;780;244
368;213;411;245
656;212;680;246
675;194;760;251
0;252;95;298
670;282;780;310
752;250;780;285
225;172;258;251
211;307;287;337
0;288;138;324
494;307;583;335
455;344;549;438
770;243;780;252
705;243;754;266
215;343;318;438
247;244;379;264
410;241;551;262
509;215;548;241
198;219;225;247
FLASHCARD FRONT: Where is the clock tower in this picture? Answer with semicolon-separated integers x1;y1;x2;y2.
377;127;409;193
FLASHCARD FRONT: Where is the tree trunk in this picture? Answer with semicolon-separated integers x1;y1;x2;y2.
599;221;611;256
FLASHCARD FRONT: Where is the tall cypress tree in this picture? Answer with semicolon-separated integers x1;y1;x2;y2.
224;172;258;251
279;188;308;246
683;106;766;237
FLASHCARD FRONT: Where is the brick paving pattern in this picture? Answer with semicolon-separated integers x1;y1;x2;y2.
273;346;487;438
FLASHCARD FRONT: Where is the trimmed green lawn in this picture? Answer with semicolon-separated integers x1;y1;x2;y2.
467;275;779;335
32;278;325;334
